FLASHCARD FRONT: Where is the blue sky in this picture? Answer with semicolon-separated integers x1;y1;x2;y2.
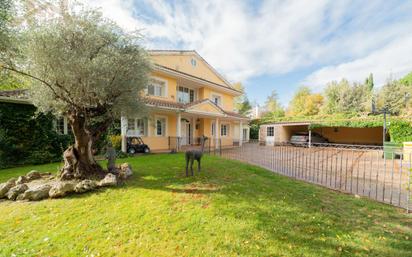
84;0;412;106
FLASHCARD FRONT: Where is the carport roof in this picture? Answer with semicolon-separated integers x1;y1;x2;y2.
261;118;385;128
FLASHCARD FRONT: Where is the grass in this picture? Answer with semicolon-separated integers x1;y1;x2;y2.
0;154;411;256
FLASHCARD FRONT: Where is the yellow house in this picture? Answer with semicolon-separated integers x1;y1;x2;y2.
120;50;250;152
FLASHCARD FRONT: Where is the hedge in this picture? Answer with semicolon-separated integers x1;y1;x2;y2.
0;102;72;168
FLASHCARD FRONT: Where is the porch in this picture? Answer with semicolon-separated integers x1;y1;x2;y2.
120;111;249;153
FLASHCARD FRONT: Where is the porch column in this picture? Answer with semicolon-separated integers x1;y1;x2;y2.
191;117;195;145
215;117;219;149
239;121;243;146
308;129;312;148
120;116;128;153
176;112;181;150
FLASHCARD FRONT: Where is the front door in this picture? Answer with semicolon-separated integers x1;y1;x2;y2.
181;120;191;145
266;126;275;146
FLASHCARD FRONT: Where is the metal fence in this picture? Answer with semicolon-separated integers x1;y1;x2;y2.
217;140;412;212
168;136;221;155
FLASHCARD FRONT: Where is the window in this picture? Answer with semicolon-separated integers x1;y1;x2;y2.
267;126;274;137
56;117;65;134
177;86;195;103
212;94;222;106
127;118;146;136
136;119;145;135
156;117;166;136
191;58;197;67
127;118;135;130
221;124;229;136
243;128;248;141
147;78;167;97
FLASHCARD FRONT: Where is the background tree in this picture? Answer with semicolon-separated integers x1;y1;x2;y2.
262;89;284;118
322;79;369;115
365;73;374;92
287;86;323;116
0;0;24;90
233;82;252;114
377;79;412;114
2;8;150;179
399;71;412;86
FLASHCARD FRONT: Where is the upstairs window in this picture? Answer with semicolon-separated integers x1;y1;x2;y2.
147;78;167;97
211;94;222;106
178;86;195;103
267;126;274;137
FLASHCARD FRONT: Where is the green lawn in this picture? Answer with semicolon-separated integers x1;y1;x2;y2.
0;154;411;256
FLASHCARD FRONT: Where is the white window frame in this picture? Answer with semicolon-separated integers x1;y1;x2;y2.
155;115;168;137
55;117;68;135
147;76;168;98
220;123;229;137
211;122;216;136
210;92;223;107
177;86;196;103
127;118;146;136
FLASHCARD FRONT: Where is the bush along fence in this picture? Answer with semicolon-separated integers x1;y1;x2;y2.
217;141;412;212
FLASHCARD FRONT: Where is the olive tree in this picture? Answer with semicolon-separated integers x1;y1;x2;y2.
3;9;150;179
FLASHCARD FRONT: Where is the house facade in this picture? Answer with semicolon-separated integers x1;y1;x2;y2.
121;50;250;152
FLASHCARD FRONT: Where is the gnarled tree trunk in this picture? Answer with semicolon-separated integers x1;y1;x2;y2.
60;112;105;180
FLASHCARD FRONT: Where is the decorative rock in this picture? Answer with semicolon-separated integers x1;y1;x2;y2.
49;181;76;198
7;184;29;200
0;178;16;198
16;176;28;185
21;184;52;201
119;163;133;179
26;170;42;181
98;173;118;187
74;180;97;193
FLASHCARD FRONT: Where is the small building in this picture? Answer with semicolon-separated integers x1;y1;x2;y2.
259;120;384;146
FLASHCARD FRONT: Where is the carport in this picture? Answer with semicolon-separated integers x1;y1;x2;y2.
259;121;383;146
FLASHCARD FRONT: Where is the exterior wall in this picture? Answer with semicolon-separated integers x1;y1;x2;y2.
148;53;236;112
150;71;177;101
314;127;383;145
260;124;298;143
137;112;177;151
150;53;227;86
149;71;234;112
199;87;234;111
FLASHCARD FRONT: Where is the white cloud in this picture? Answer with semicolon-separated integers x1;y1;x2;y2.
303;35;412;89
81;0;412;84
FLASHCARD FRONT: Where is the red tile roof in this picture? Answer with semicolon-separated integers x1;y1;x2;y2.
144;98;249;119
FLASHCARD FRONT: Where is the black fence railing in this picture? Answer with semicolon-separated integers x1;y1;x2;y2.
168;136;220;154
219;141;412;212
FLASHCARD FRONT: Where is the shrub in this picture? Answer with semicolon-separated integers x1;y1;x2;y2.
108;135;122;151
389;121;412;143
0;102;73;168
